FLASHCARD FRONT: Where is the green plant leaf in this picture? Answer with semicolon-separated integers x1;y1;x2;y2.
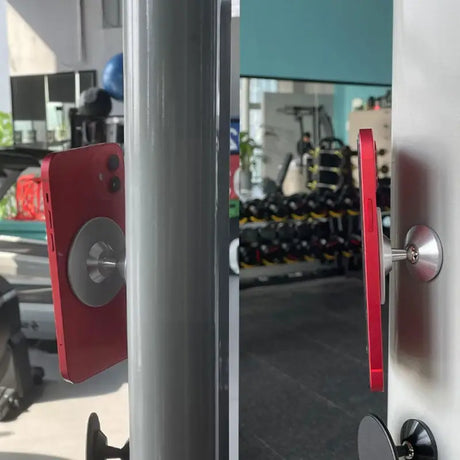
0;112;13;147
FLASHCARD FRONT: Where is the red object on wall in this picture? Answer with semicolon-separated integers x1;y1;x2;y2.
358;129;384;392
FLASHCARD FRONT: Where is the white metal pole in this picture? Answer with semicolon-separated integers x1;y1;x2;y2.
240;78;250;133
124;1;221;458
389;1;460;457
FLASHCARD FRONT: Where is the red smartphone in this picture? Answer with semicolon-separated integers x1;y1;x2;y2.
358;129;384;392
42;143;126;383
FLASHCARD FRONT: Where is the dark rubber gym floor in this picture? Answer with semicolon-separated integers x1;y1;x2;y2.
239;276;387;459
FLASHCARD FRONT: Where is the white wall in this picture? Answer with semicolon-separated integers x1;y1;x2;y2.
0;0;11;113
7;0;123;113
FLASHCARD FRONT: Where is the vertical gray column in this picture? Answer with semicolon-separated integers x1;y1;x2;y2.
389;1;460;457
124;1;219;459
217;1;231;459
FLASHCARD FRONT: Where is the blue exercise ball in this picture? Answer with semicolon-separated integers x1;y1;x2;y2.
102;53;124;101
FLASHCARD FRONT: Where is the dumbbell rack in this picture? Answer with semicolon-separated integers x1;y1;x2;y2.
239;213;363;285
239;185;391;285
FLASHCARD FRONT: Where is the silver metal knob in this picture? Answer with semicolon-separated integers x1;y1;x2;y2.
377;209;443;304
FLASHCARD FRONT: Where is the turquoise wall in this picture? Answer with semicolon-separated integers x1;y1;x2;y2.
333;84;390;145
241;0;393;85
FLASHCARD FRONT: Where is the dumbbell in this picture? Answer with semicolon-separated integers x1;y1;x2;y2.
247;199;267;222
295;221;313;241
322;189;343;217
266;196;289;222
281;241;300;263
240;228;259;246
260;243;284;265
295;240;315;262
337;186;360;214
278;222;301;263
324;234;346;262
257;224;283;265
258;224;278;245
285;194;308;219
313;220;331;241
309;235;327;261
239;201;250;224
277;222;296;242
239;246;259;268
308;190;329;219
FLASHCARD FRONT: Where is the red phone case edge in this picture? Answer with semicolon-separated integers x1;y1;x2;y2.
359;128;384;392
41;154;71;380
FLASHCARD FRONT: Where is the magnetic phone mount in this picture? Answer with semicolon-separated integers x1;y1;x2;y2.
358;128;444;392
358;414;437;460
377;209;443;304
86;413;129;460
68;217;126;307
359;128;444;307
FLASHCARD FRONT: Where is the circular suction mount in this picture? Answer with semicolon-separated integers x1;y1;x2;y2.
358;414;399;460
358;415;437;460
86;413;129;460
87;413;106;460
68;217;125;307
400;419;437;460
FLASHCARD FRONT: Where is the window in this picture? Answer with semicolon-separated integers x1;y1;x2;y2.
232;0;240;17
241;78;278;183
102;0;122;28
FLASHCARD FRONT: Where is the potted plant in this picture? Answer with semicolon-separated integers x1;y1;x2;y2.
239;131;260;192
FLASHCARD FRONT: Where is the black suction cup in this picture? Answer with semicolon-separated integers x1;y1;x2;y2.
86;413;129;460
358;414;437;460
358;414;399;460
400;419;437;460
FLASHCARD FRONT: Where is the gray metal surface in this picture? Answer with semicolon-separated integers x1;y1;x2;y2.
124;1;220;459
389;1;460;457
217;2;232;459
67;217;124;307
